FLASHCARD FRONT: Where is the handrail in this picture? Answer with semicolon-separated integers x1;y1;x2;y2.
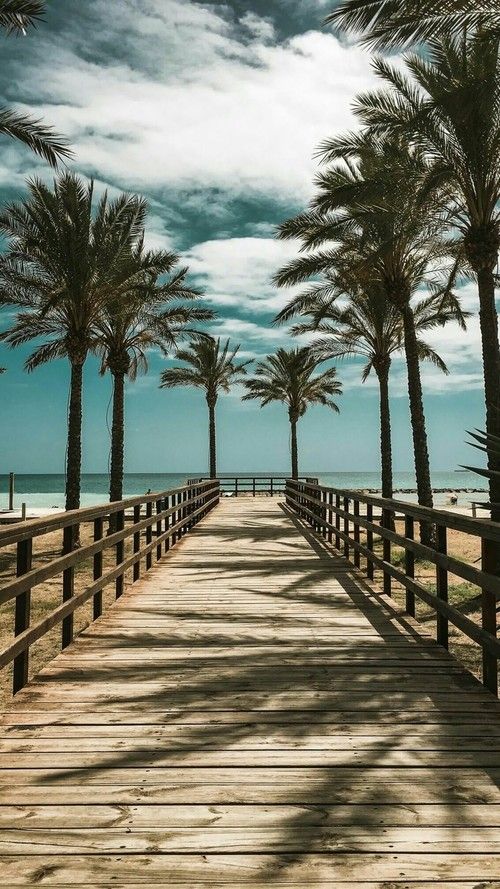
193;476;315;497
0;480;220;695
285;478;500;696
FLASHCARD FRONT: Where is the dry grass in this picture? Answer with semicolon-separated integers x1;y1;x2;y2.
367;518;485;681
0;522;139;710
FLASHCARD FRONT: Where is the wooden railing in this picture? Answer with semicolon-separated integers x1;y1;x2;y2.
191;476;315;497
0;480;220;695
285;478;500;696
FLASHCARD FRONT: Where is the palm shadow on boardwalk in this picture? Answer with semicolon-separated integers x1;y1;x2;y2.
1;498;500;884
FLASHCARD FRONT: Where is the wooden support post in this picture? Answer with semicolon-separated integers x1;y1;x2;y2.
270;477;273;497
115;509;125;599
343;496;349;560
335;494;341;550
146;501;153;569
182;490;188;535
8;472;14;511
366;503;374;580
382;508;392;596
253;478;256;497
13;538;32;694
436;523;448;649
353;499;360;568
164;496;170;553
62;523;76;649
328;492;333;544
156;499;162;560
93;517;103;620
133;505;141;581
481;537;498;696
405;515;415;617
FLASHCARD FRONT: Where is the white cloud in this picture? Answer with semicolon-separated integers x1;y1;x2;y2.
184;236;303;313
13;1;374;200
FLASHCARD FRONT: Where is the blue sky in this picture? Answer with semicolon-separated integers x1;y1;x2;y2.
0;0;488;474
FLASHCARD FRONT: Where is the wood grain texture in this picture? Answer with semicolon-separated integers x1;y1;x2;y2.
1;498;500;885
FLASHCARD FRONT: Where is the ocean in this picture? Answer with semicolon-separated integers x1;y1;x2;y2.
0;470;487;510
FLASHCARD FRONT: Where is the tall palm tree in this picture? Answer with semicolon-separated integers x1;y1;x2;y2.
242;347;342;479
353;33;500;517
160;337;250;479
0;173;149;511
325;1;498;49
0;1;70;166
276;281;456;498
94;245;213;503
275;133;466;540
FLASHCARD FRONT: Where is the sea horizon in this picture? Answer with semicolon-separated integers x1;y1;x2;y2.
0;470;488;510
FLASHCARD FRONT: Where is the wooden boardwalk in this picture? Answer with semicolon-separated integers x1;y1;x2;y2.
1;497;500;886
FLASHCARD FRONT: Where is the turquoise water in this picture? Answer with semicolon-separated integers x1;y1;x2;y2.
0;470;487;510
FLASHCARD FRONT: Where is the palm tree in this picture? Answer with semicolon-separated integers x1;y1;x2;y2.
353;33;500;518
242;347;342;479
0;0;45;32
0;173;150;511
94;245;213;503
160;337;250;479
325;1;498;49
0;1;70;166
276;280;456;499
275;133;466;540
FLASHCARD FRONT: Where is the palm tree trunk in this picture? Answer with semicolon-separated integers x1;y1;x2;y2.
208;401;217;479
477;266;500;521
377;368;393;500
65;360;83;512
109;371;125;503
402;305;434;545
290;418;298;479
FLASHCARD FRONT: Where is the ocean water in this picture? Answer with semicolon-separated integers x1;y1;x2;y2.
0;470;487;510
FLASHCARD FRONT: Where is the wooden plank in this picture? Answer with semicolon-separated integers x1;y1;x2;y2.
2;853;500;882
2;803;500;829
4;825;500;854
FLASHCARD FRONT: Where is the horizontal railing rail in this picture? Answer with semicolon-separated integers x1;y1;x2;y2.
0;479;220;695
191;476;315;497
285;478;500;696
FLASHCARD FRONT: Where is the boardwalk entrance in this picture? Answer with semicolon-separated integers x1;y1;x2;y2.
1;498;500;884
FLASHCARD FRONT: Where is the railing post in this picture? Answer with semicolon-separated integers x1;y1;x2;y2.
270;477;273;497
335;494;341;550
436;524;448;649
93;517;103;619
115;509;125;599
405;515;415;617
328;492;333;544
382;507;392;596
253;478;256;497
13;537;32;694
156;499;163;560
366;503;374;580
343;496;349;560
353;499;360;568
481;537;498;696
164;495;170;552
133;504;141;581
146;501;153;569
62;523;76;649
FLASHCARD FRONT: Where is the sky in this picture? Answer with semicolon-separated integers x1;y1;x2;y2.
0;0;489;475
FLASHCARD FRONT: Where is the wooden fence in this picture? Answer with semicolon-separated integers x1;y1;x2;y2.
0;480;220;695
286;478;500;696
